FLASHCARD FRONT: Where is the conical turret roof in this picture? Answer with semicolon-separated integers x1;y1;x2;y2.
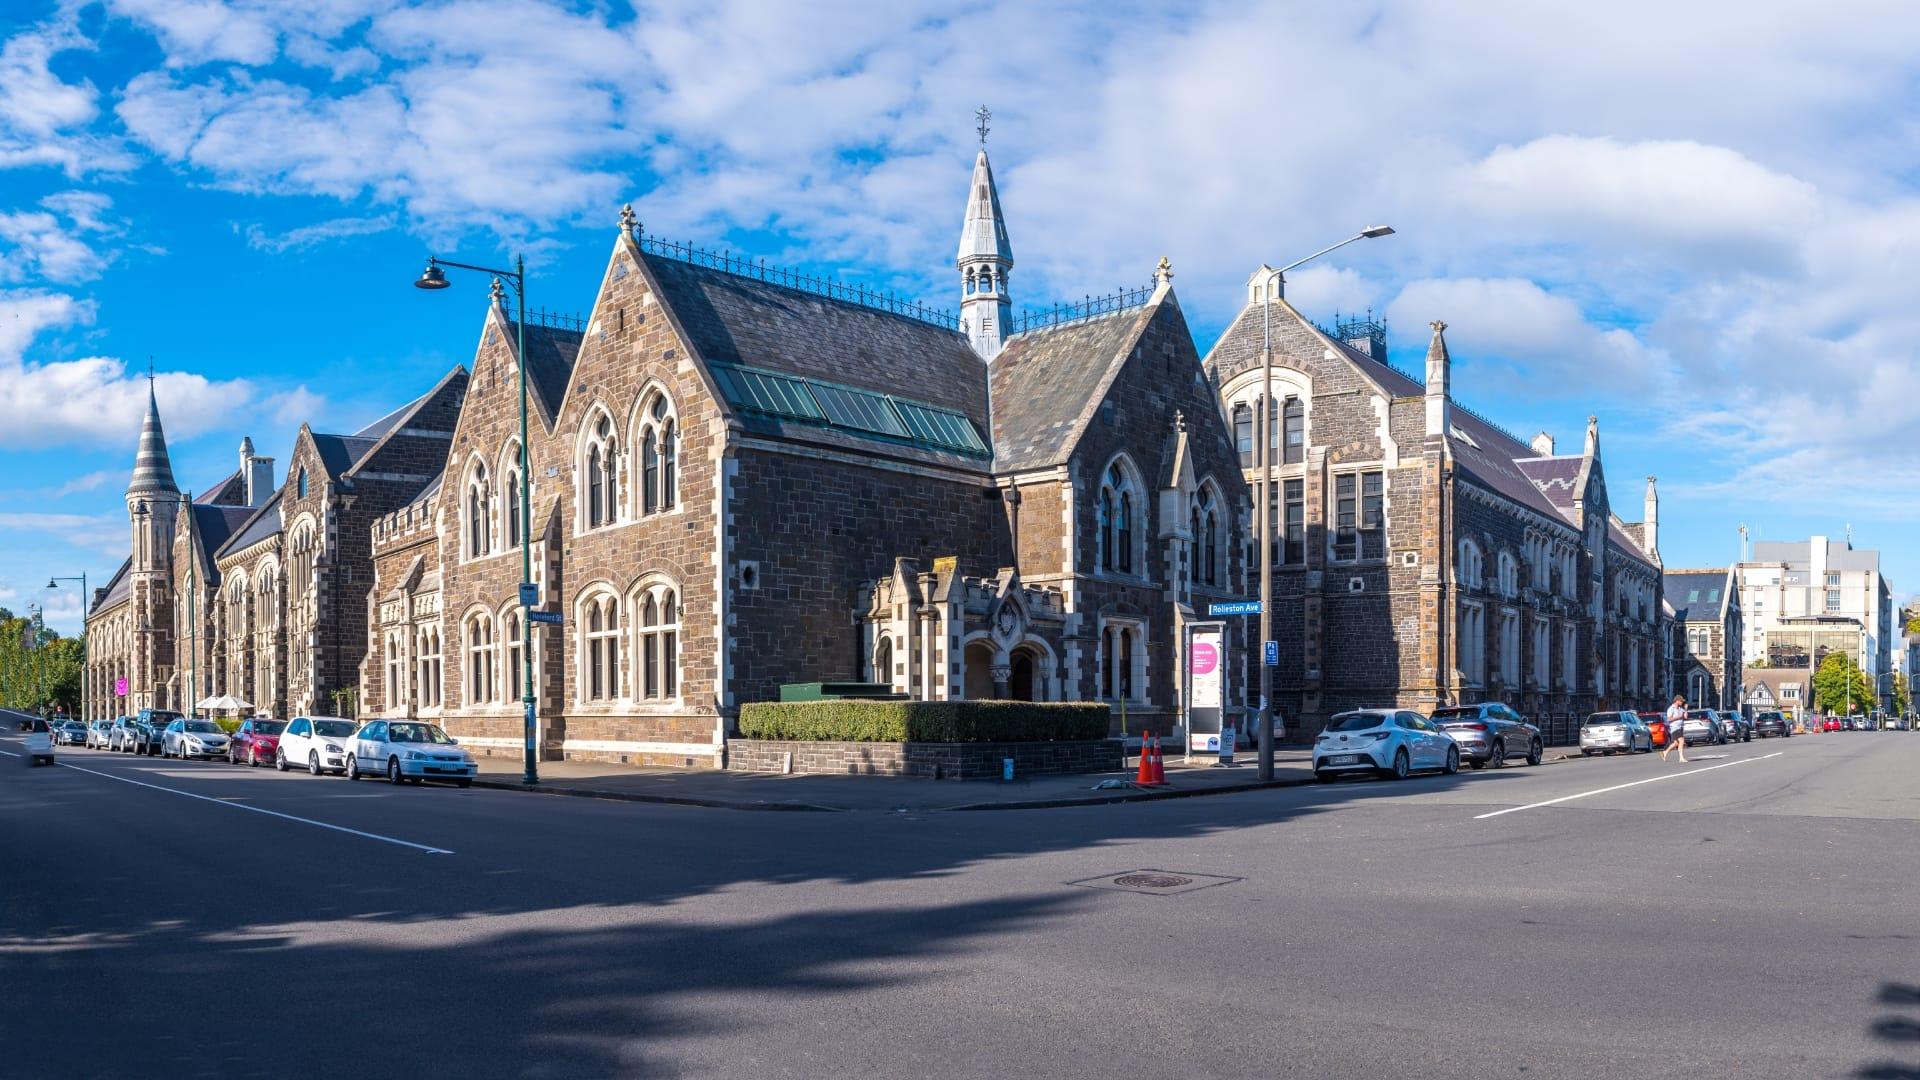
956;149;1013;266
129;386;178;494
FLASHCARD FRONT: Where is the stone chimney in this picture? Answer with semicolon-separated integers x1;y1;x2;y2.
240;437;276;508
1530;431;1555;456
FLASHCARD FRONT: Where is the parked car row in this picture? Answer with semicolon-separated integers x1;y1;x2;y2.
1313;702;1545;781
65;711;479;787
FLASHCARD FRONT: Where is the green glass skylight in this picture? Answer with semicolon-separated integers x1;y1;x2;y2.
709;362;989;457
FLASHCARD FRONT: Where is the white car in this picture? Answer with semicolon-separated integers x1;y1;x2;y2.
276;715;361;775
1313;708;1459;781
162;718;231;760
23;717;55;766
343;720;477;786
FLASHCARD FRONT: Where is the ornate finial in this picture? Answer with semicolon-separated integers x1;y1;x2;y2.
147;355;155;387
1587;414;1598;427
1173;408;1186;432
1154;256;1173;286
619;203;637;235
1429;320;1447;334
975;104;991;146
489;277;506;305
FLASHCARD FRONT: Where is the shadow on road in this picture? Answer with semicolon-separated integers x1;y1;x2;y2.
1860;982;1920;1079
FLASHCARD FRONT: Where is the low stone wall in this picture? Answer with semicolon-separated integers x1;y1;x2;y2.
726;738;1121;780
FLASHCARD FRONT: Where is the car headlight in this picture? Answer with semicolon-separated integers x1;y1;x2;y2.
324;743;343;753
405;750;424;761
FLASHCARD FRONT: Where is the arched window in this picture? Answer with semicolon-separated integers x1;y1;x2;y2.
296;467;307;499
502;610;523;703
1282;396;1305;464
1497;551;1518;598
1457;539;1484;590
1191;486;1220;587
466;612;495;704
639;392;677;515
873;636;894;687
1101;623;1138;701
503;441;526;549
467;463;491;559
584;593;620;700
416;624;442;708
1232;403;1254;467
636;584;679;700
584;413;618;529
1099;462;1136;574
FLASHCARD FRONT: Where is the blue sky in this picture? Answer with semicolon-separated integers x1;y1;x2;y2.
3;0;1917;635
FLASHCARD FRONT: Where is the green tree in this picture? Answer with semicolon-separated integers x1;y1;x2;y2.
1894;672;1912;718
1812;653;1872;715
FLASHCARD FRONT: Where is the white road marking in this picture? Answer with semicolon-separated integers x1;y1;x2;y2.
1475;752;1783;819
51;760;454;855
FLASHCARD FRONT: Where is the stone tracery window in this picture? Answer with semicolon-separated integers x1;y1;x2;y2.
635;583;679;700
466;462;491;559
583;412;619;530
583;591;621;700
638;391;678;515
466;611;495;705
1098;460;1137;574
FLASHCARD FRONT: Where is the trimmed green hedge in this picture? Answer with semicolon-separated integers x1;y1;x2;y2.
738;700;1111;743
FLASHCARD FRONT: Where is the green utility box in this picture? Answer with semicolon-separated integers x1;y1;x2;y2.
778;682;908;702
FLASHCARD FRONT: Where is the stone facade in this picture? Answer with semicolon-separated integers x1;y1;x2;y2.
1204;299;1666;737
1666;567;1743;709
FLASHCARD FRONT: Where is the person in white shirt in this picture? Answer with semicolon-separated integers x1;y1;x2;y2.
1661;694;1689;763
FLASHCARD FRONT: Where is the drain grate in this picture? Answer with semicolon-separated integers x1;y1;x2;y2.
1068;869;1241;896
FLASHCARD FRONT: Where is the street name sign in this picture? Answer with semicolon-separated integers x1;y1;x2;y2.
1209;600;1262;616
528;611;564;625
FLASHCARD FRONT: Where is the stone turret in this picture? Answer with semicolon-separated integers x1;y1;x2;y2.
957;143;1014;360
1424;320;1451;440
127;385;182;575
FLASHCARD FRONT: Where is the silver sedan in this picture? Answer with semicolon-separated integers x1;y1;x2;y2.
1579;711;1652;755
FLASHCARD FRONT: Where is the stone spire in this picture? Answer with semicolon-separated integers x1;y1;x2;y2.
129;384;178;495
1643;476;1660;559
1424;320;1451;439
957;113;1014;360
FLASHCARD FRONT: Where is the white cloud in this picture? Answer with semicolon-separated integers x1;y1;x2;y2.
0;192;121;284
242;214;393;253
0;291;257;449
1386;277;1663;395
0;513;130;560
0;17;136;177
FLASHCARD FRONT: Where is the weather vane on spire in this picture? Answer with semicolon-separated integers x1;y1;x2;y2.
975;104;991;147
147;355;154;388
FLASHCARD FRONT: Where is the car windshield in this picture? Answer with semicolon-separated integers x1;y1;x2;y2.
146;711;183;725
253;721;286;735
1429;708;1478;721
387;723;453;744
185;721;223;734
1327;712;1387;732
313;720;358;737
1584;714;1621;726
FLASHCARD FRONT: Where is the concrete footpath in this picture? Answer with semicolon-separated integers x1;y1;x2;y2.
469;748;1327;812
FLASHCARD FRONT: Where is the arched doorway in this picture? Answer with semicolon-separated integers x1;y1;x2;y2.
1008;649;1037;701
963;641;997;700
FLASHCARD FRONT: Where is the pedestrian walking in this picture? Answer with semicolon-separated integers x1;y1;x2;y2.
1661;694;1689;763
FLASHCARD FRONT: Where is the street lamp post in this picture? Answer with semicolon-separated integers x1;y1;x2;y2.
415;254;539;786
26;603;45;715
1253;226;1394;781
47;575;85;723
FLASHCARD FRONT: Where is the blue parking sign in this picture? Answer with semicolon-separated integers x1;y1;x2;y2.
1264;640;1279;666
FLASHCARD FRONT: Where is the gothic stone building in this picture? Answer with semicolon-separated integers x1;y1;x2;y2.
360;147;1248;766
85;376;466;721
1666;566;1743;709
1203;288;1665;736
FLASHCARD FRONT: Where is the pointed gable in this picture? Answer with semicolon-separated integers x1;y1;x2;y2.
989;304;1157;472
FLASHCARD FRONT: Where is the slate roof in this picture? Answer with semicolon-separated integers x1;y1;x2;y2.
195;470;245;506
505;320;584;423
192;504;256;559
129;387;178;494
1515;457;1583;510
641;252;986;421
312;435;378;480
989;305;1156;472
1666;569;1729;620
92;558;132;616
215;489;284;559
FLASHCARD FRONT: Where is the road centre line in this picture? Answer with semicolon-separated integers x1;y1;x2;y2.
49;759;454;855
1474;752;1783;819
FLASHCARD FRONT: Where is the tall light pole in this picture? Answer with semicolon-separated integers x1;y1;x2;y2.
26;602;44;714
1254;225;1394;781
415;254;539;786
47;575;85;722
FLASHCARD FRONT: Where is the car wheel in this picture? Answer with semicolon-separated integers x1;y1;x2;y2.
1315;770;1336;783
1488;740;1506;769
388;757;404;785
308;751;322;777
345;755;360;781
1390;748;1410;780
1581;749;1594;756
1443;745;1460;775
1526;739;1543;767
275;749;289;772
249;747;260;768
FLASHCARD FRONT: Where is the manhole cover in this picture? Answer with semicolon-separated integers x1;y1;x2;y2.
1114;873;1192;889
1068;869;1241;896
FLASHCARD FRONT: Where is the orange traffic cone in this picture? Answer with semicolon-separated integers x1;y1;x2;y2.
1135;729;1156;785
1151;735;1168;785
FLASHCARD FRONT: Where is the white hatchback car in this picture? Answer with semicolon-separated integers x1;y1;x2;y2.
1313;708;1460;781
343;720;477;786
23;717;55;766
276;715;361;775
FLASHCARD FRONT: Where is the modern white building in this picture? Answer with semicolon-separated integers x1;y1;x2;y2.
1737;536;1895;710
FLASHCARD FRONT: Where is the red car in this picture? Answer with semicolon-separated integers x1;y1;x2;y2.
1822;717;1842;733
1638;712;1671;748
227;718;286;766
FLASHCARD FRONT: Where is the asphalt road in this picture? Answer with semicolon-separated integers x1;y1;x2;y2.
3;720;1916;1080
